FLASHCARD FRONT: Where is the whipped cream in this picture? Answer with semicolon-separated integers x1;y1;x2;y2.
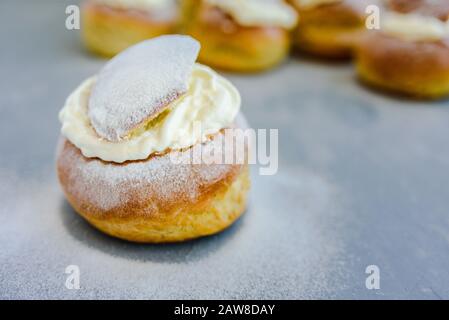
59;64;241;163
293;0;342;9
92;0;174;11
381;12;449;42
206;0;298;29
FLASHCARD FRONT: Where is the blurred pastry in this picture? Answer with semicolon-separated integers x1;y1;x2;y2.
290;0;380;59
355;12;449;99
183;0;298;72
180;0;199;31
57;35;250;243
82;0;178;57
387;0;449;21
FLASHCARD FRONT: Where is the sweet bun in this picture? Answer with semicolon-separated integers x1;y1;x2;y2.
183;0;297;72
57;132;250;243
57;35;250;242
290;0;379;59
356;32;449;99
82;0;178;57
355;5;449;99
387;0;449;20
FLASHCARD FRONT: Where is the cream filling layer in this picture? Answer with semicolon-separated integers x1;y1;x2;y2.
206;0;298;29
382;12;449;42
92;0;173;11
59;64;241;163
293;0;342;9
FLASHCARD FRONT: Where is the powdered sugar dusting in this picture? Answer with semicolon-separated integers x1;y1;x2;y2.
88;35;201;142
58;131;241;213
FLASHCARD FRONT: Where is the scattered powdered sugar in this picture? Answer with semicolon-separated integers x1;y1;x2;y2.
59;131;239;213
88;35;200;142
0;164;349;299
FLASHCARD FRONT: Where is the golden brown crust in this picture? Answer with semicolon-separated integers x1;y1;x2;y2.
57;130;250;243
82;1;178;57
184;3;290;72
68;167;249;243
291;0;379;58
355;32;449;98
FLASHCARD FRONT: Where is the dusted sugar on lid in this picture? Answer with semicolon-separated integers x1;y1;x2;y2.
88;35;201;142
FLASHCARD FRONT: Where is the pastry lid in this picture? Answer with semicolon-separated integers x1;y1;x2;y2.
88;35;200;142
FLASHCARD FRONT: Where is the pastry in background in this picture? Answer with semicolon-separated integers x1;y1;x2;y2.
355;12;449;99
387;0;449;21
183;0;298;72
290;0;380;59
180;0;199;32
82;0;178;57
57;35;250;242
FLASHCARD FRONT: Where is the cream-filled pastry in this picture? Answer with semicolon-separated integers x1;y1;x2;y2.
57;35;250;243
290;0;381;58
82;0;179;57
182;0;298;72
355;12;449;99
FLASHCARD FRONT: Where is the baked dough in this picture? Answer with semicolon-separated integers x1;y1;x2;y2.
57;131;250;243
290;0;381;58
356;32;449;99
82;0;178;57
57;35;250;242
